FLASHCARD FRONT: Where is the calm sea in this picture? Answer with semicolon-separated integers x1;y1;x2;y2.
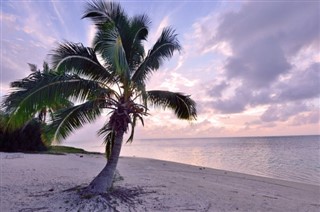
119;135;320;185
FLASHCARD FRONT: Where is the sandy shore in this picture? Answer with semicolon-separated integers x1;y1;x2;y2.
1;153;319;212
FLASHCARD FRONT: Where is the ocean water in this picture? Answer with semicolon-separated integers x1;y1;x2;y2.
118;135;320;185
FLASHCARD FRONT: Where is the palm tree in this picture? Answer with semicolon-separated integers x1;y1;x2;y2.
27;62;73;123
3;1;196;194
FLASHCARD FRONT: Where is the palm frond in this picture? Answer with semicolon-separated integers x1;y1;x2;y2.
51;42;113;83
147;90;197;120
47;100;103;142
42;61;50;73
130;14;150;42
105;132;114;159
132;27;181;86
28;63;38;73
125;14;150;71
98;122;115;159
82;1;125;27
83;1;151;80
93;24;130;82
3;72;103;129
126;113;144;143
50;98;74;110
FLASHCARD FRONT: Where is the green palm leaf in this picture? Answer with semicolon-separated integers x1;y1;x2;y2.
82;1;125;27
98;122;115;159
126;113;144;143
104;131;115;159
132;27;182;86
28;63;38;73
124;14;150;71
2;1;197;172
51;42;113;83
93;23;130;82
47;100;103;142
83;1;150;82
42;61;50;74
83;0;130;71
3;72;102;129
147;90;197;120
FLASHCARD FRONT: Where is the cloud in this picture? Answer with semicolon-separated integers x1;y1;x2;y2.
1;1;318;139
144;15;170;51
291;110;320;126
211;86;250;113
201;1;320;114
86;24;97;47
208;80;229;98
187;13;220;56
215;2;319;56
214;2;319;88
276;63;320;101
224;37;292;87
0;12;16;23
1;1;89;89
240;101;319;132
16;2;57;48
146;60;198;93
260;103;308;123
155;16;170;38
1;50;27;83
50;0;66;27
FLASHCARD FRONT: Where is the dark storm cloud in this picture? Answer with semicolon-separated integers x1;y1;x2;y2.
207;1;320;114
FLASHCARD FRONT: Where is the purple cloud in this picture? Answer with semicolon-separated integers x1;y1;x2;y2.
206;1;320;114
260;103;308;123
224;37;291;88
276;63;320;101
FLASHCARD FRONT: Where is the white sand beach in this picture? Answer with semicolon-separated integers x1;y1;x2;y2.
1;153;319;212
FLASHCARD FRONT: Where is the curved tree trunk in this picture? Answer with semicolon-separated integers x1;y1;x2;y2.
87;130;124;193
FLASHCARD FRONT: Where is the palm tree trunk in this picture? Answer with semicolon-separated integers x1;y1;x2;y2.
87;130;124;193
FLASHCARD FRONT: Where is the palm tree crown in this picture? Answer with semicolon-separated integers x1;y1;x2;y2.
2;1;196;193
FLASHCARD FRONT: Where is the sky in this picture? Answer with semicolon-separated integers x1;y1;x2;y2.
1;0;320;147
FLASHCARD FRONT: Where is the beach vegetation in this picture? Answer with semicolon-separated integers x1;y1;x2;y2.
0;111;47;152
0;62;74;152
27;62;74;124
2;0;196;194
46;145;97;154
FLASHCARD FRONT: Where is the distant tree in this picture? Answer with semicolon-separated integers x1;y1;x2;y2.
2;62;73;146
0;111;47;152
2;1;197;193
27;62;73;123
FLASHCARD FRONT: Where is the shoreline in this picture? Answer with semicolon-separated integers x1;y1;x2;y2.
122;156;319;187
1;153;320;211
2;151;319;186
124;156;320;187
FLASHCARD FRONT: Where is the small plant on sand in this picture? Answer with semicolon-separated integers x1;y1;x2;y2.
3;1;196;194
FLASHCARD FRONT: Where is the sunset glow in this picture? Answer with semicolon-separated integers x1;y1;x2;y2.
1;1;319;145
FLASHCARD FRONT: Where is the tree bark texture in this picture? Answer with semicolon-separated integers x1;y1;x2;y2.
87;130;124;193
